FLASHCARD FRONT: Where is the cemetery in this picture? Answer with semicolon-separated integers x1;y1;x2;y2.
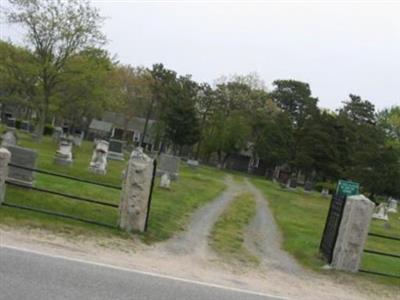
0;129;226;242
0;1;399;296
0;126;398;288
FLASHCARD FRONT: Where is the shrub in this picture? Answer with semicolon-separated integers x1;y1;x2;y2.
43;124;54;136
314;181;337;194
15;119;22;129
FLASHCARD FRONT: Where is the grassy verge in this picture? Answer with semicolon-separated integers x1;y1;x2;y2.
210;192;258;265
251;177;400;286
1;131;225;242
143;165;225;243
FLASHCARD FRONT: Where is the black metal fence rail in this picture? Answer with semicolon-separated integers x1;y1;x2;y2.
363;249;400;259
8;163;122;190
2;202;117;229
368;232;400;242
359;230;400;279
6;180;118;208
359;269;400;279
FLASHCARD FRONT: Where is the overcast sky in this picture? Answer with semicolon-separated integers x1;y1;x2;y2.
2;0;400;110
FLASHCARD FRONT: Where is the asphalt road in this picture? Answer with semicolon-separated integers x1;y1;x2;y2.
0;246;284;300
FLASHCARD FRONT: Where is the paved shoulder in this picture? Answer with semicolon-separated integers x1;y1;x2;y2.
0;246;283;300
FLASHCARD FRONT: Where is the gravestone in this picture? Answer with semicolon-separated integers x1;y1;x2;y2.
1;131;17;147
53;127;64;142
388;198;398;213
157;154;180;180
89;140;109;175
4;113;12;123
278;171;290;186
288;178;297;189
6;145;37;187
321;188;330;197
107;139;124;161
0;148;11;204
304;181;313;192
20;121;30;132
187;159;199;168
54;140;73;166
73;130;84;147
6;118;16;129
159;173;171;189
372;203;389;221
119;148;155;232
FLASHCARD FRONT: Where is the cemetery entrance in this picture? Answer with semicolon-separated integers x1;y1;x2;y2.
321;193;400;279
3;163;122;229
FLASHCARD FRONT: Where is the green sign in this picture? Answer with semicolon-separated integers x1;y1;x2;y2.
336;180;360;196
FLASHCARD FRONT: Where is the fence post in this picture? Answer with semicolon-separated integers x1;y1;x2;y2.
119;148;154;233
0;147;11;205
331;194;375;272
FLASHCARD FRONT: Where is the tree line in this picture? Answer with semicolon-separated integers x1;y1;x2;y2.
1;0;399;199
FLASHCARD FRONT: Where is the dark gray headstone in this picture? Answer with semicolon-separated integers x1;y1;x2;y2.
6;118;16;129
107;139;124;160
109;140;123;153
4;113;12;122
304;181;313;192
6;145;37;186
289;178;297;189
157;154;180;180
20;121;30;132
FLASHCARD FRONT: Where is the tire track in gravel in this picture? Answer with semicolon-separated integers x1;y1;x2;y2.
161;176;242;259
244;179;302;274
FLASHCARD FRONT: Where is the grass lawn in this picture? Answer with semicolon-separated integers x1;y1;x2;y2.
0;131;225;242
210;192;259;265
251;177;400;286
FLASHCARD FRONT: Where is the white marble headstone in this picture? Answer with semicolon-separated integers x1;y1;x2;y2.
372;203;389;221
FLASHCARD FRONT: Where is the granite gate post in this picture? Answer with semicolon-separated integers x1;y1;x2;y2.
330;194;375;272
0;148;11;205
119;148;154;232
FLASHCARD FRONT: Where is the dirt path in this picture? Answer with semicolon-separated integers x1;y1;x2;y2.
244;180;301;274
161;176;242;258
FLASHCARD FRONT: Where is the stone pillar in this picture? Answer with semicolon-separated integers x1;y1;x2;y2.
119;148;154;232
0;148;11;205
331;194;375;272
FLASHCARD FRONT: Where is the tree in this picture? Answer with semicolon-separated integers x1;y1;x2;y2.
110;65;154;140
147;63;179;149
56;48;114;131
193;83;217;159
270;80;318;128
200;79;255;166
6;0;105;139
295;111;342;181
0;40;39;119
378;106;400;141
202;110;250;167
270;80;319;172
163;76;201;152
339;94;376;125
253;111;293;170
348;132;400;199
